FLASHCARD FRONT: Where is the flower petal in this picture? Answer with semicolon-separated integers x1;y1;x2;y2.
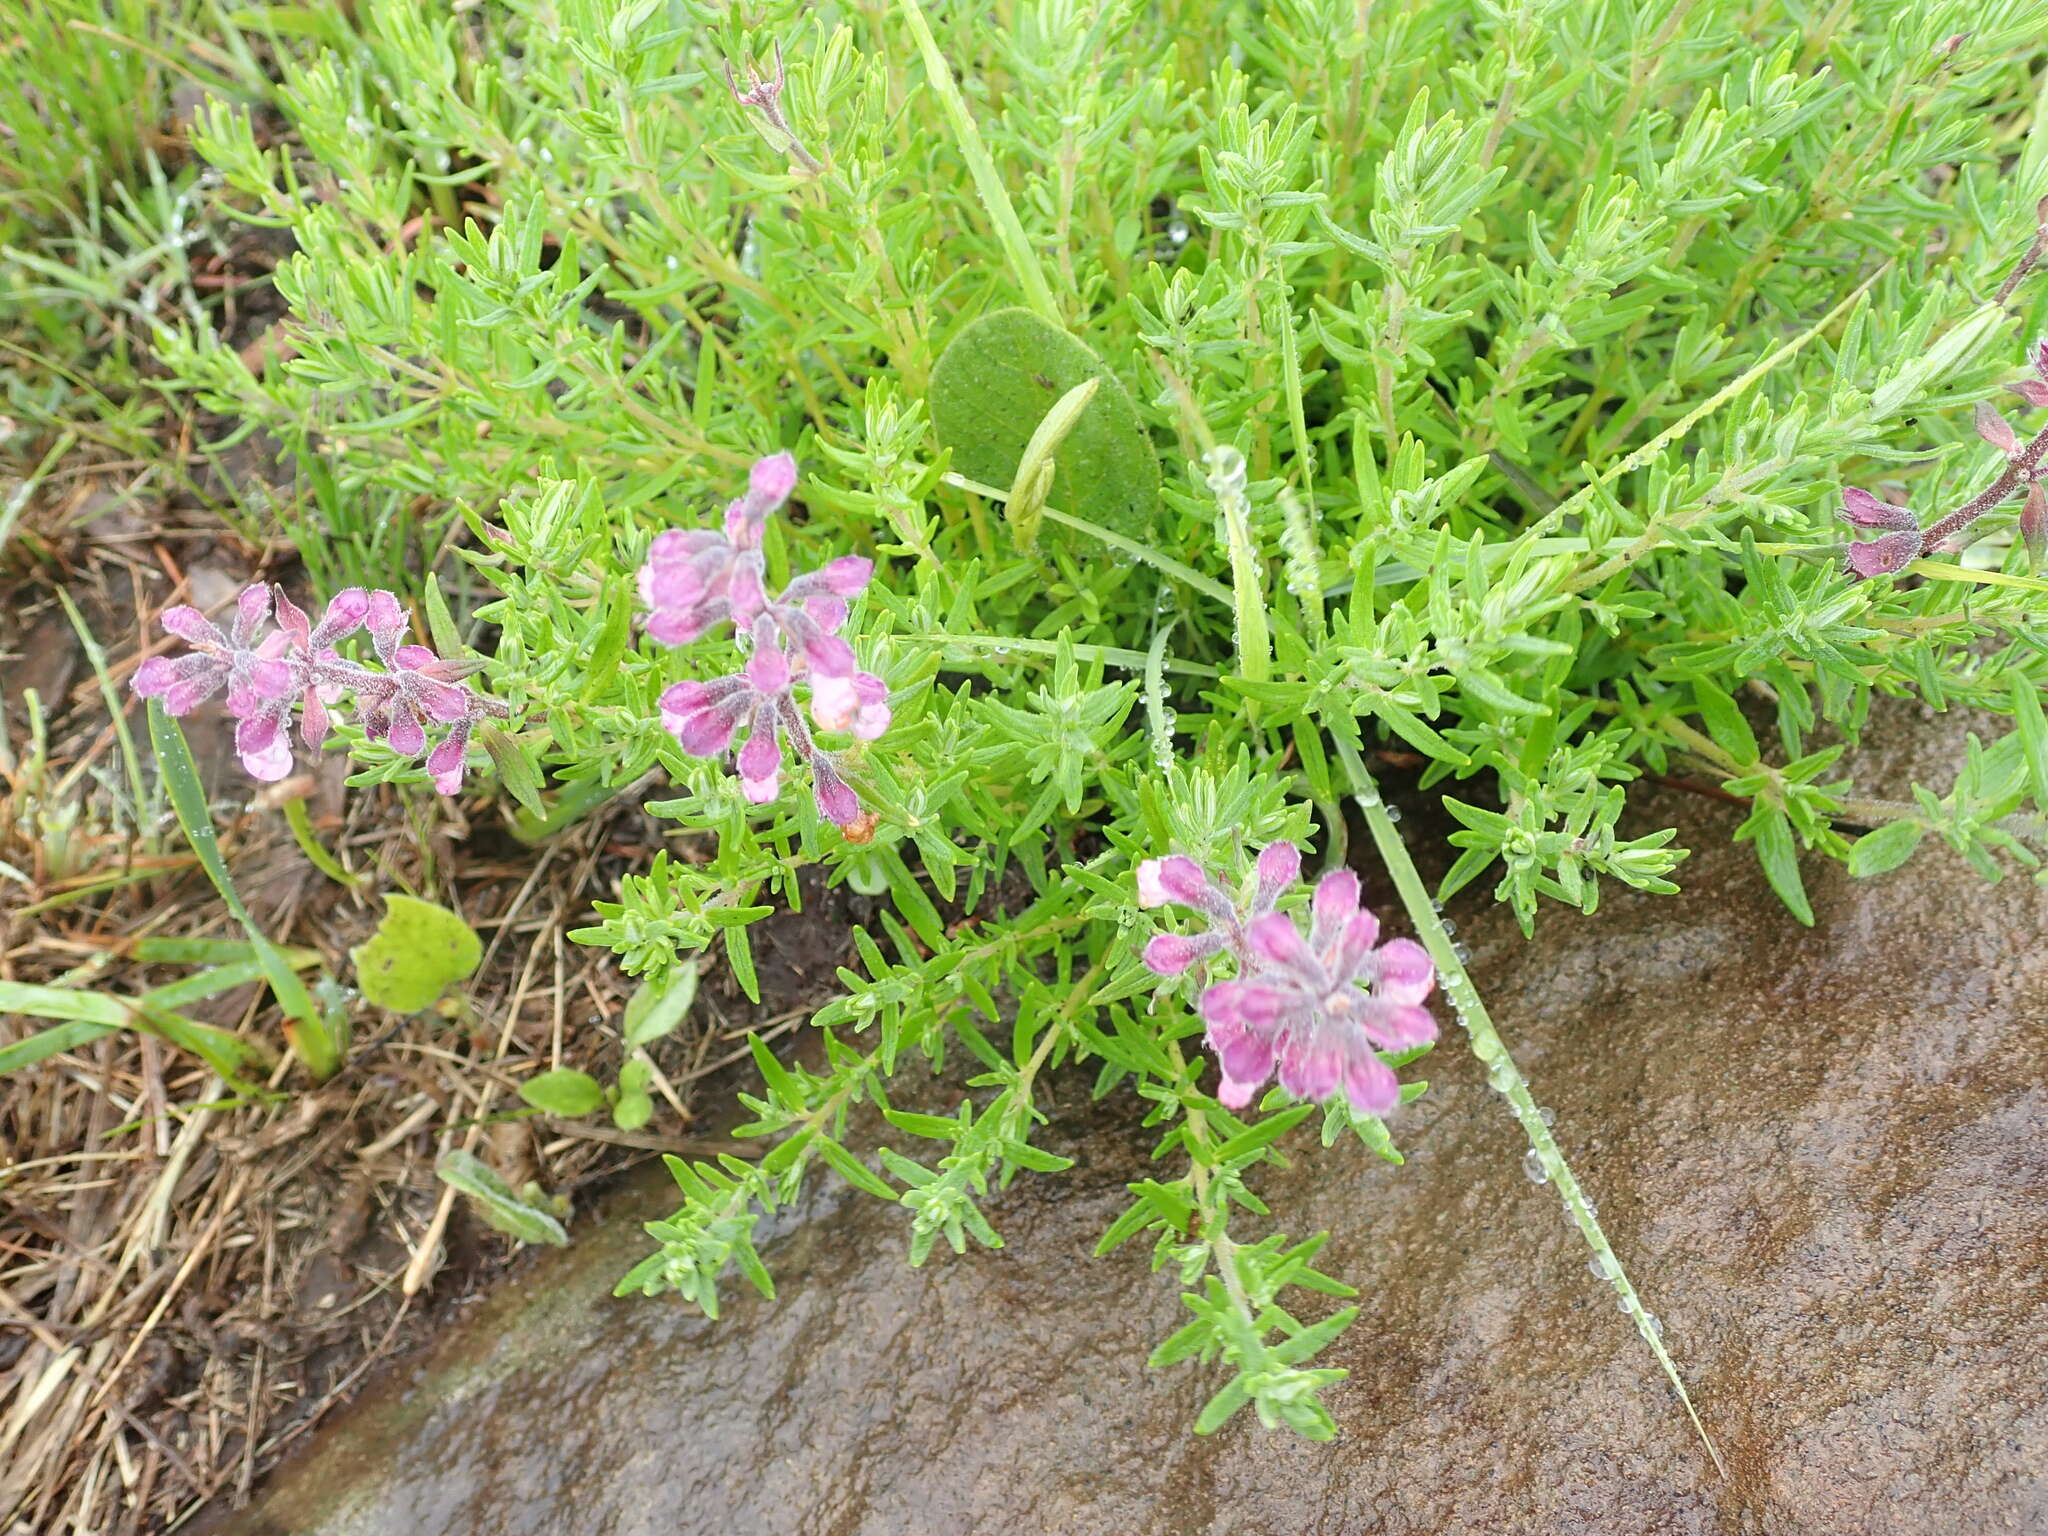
1136;854;1209;910
1246;911;1315;972
1142;931;1221;977
313;588;371;645
1373;937;1435;1005
238;725;294;782
1838;487;1916;531
1844;528;1920;580
1341;1053;1401;1116
746;645;791;694
1209;1021;1277;1090
426;731;469;795
159;605;224;648
232;583;273;646
747;450;798;511
1200;979;1289;1030
1360;1000;1438;1051
1276;1040;1342;1103
1253;840;1301;911
387;709;427;757
819;555;872;597
1310;868;1362;952
811;757;861;825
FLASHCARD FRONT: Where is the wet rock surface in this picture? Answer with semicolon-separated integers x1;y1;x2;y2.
208;724;2048;1536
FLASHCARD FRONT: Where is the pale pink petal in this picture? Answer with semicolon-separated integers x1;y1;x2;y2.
232;583;272;645
159;605;223;647
239;730;294;783
1361;1001;1438;1051
1277;1040;1341;1102
1310;868;1362;951
747;450;797;509
1374;937;1435;1004
746;646;791;694
1246;911;1314;970
1136;854;1208;910
1254;840;1300;910
1209;1022;1276;1089
805;633;856;679
819;555;872;597
427;733;468;795
809;673;855;732
1143;932;1219;977
1341;1053;1401;1116
387;711;427;757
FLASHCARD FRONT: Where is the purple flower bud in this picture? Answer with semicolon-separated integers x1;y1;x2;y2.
810;756;861;825
2009;379;2048;410
1143;932;1221;976
749;450;798;509
1844;529;1921;580
1136;855;1211;910
159;605;223;647
1838;488;1917;531
818;555;873;596
2022;483;2047;571
1254;840;1301;906
1975;401;2020;455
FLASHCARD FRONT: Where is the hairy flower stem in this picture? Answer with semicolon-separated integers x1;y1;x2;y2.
1332;735;1725;1474
1918;421;2048;553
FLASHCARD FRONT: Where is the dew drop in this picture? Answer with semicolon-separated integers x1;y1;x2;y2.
1487;1063;1513;1093
1166;218;1190;245
1587;1255;1606;1279
1384;804;1402;823
1439;918;1457;936
1538;1107;1556;1127
1522;1148;1549;1184
1645;1312;1665;1338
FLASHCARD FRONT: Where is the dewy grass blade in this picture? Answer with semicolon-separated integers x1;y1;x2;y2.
1334;736;1726;1475
147;699;339;1079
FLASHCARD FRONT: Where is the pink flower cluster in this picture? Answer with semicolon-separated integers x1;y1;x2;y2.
1137;842;1437;1116
132;584;508;793
642;452;888;825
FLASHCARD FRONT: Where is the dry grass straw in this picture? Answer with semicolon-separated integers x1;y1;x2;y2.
0;519;734;1531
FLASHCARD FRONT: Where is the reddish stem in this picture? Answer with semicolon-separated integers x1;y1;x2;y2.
1918;424;2048;553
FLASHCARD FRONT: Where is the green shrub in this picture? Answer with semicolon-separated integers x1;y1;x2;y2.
96;0;2048;1439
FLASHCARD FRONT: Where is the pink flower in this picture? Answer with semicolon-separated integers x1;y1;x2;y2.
131;583;507;792
131;584;292;722
1137;846;1436;1116
659;641;869;826
1837;488;1922;580
642;452;889;822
